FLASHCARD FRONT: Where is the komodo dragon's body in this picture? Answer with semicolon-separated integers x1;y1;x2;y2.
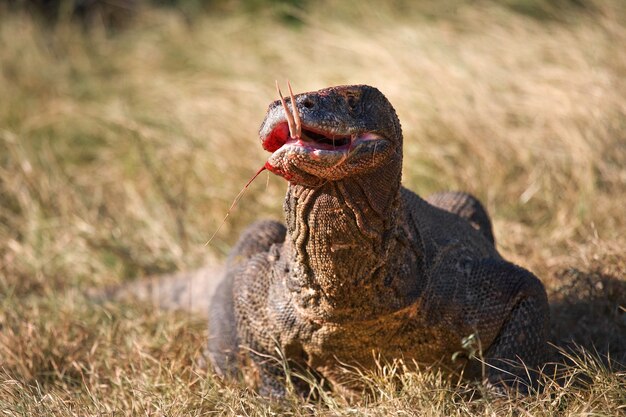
208;84;549;397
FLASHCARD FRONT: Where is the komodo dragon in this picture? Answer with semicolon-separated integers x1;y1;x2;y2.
206;84;550;397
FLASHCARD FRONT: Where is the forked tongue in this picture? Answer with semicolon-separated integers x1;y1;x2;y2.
276;80;301;140
206;82;301;245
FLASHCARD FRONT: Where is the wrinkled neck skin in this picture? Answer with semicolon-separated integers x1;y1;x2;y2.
282;156;421;321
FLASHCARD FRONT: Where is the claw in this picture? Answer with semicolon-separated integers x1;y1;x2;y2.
287;81;301;139
275;80;297;139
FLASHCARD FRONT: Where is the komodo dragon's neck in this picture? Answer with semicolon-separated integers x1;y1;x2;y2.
282;160;422;320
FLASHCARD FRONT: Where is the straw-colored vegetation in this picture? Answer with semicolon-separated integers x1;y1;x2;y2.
1;1;624;415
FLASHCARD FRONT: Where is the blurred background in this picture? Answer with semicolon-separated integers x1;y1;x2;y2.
0;0;624;414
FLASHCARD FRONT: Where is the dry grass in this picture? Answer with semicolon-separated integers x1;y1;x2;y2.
1;1;625;415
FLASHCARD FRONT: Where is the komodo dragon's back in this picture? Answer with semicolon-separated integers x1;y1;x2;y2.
204;84;550;397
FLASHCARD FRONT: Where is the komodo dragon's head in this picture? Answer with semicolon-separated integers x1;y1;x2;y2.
259;84;402;186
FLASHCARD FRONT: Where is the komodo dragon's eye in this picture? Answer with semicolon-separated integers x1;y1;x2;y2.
346;92;359;110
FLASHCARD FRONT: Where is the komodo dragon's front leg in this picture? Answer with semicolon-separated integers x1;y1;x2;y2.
207;220;285;380
461;259;550;392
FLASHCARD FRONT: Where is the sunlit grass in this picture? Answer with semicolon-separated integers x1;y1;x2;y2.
0;0;624;415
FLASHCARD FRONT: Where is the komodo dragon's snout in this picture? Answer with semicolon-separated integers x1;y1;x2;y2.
207;84;550;398
259;84;401;185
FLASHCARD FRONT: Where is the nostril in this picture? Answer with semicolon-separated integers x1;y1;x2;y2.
302;98;315;109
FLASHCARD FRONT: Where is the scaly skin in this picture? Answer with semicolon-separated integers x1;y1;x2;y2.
207;85;549;397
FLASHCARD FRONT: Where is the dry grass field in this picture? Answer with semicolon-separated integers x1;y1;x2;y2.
0;0;625;415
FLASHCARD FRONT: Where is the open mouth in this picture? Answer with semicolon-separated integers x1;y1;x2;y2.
263;122;352;153
301;128;351;149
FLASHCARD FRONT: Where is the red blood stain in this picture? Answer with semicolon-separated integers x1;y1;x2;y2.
264;160;292;181
262;122;290;152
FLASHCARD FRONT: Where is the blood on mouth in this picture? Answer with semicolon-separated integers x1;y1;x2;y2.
262;122;352;153
262;122;290;152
